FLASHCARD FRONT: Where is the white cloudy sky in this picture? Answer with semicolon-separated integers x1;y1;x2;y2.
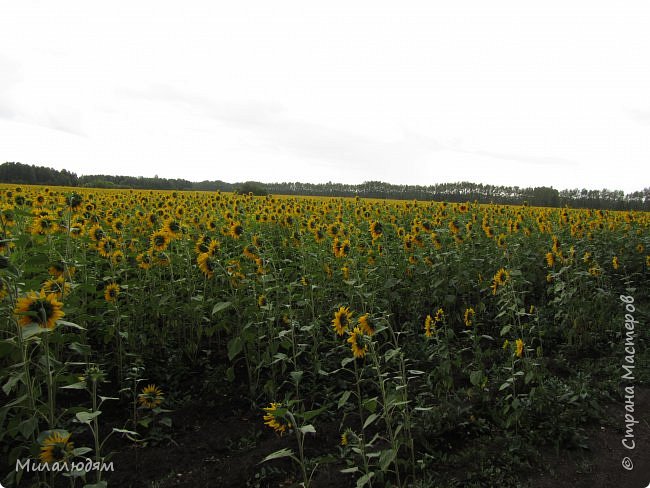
1;1;649;192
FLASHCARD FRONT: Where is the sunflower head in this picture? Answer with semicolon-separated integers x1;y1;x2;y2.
515;338;524;358
347;327;368;358
138;384;164;409
104;283;120;303
14;291;64;329
332;306;353;336
424;314;435;338
464;307;475;327
39;431;74;465
262;402;291;435
358;313;375;336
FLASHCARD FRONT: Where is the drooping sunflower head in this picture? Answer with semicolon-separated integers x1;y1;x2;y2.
545;252;555;267
491;268;510;295
347;327;368;358
195;235;212;254
163;219;183;238
358;313;375;336
42;276;71;299
39;431;74;465
370;221;383;240
14;291;64;329
197;252;216;278
136;252;153;270
0;278;9;301
424;314;434;338
332;306;353;336
262;402;291;435
515;338;524;358
138;384;164;409
464;307;475;327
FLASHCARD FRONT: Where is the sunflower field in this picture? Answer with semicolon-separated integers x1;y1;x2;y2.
0;184;648;487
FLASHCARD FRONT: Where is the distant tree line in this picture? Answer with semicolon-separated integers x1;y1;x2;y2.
1;161;648;210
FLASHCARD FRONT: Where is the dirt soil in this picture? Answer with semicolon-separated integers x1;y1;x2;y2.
102;388;650;488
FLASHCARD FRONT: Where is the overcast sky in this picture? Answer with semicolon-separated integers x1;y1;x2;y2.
1;1;649;192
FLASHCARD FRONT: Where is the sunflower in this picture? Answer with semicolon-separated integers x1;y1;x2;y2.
347;327;368;358
162;219;183;239
243;244;258;260
48;262;66;278
195;235;212;254
111;250;125;265
42;276;71;299
326;223;341;238
490;268;510;295
612;256;619;270
332;306;353;336
370;221;383;240
31;214;58;235
0;279;8;300
88;224;105;242
515;338;524;358
104;283;120;303
138;384;164;409
262;402;290;435
150;230;170;252
14;291;64;329
545;252;555;267
197;252;216;278
97;237;117;258
434;308;444;324
229;221;244;239
424;314;434;338
464;307;475;327
258;295;267;307
39;431;74;465
136;252;153;270
358;313;375;336
341;265;350;280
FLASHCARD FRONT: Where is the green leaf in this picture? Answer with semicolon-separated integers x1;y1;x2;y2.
83;482;108;488
225;367;235;382
525;371;535;384
261;448;294;463
379;448;396;471
76;411;102;424
212;301;232;315
227;337;243;361
363;413;379;430
290;370;303;384
69;342;92;355
469;370;483;387
299;424;316;435
338;390;351;409
2;372;24;395
57;320;85;330
60;381;86;390
356;472;375;488
112;428;139;436
73;447;93;456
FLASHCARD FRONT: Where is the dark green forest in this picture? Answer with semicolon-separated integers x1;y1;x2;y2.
1;161;648;210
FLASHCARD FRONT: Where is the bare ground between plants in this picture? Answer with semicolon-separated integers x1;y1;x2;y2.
101;387;650;488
